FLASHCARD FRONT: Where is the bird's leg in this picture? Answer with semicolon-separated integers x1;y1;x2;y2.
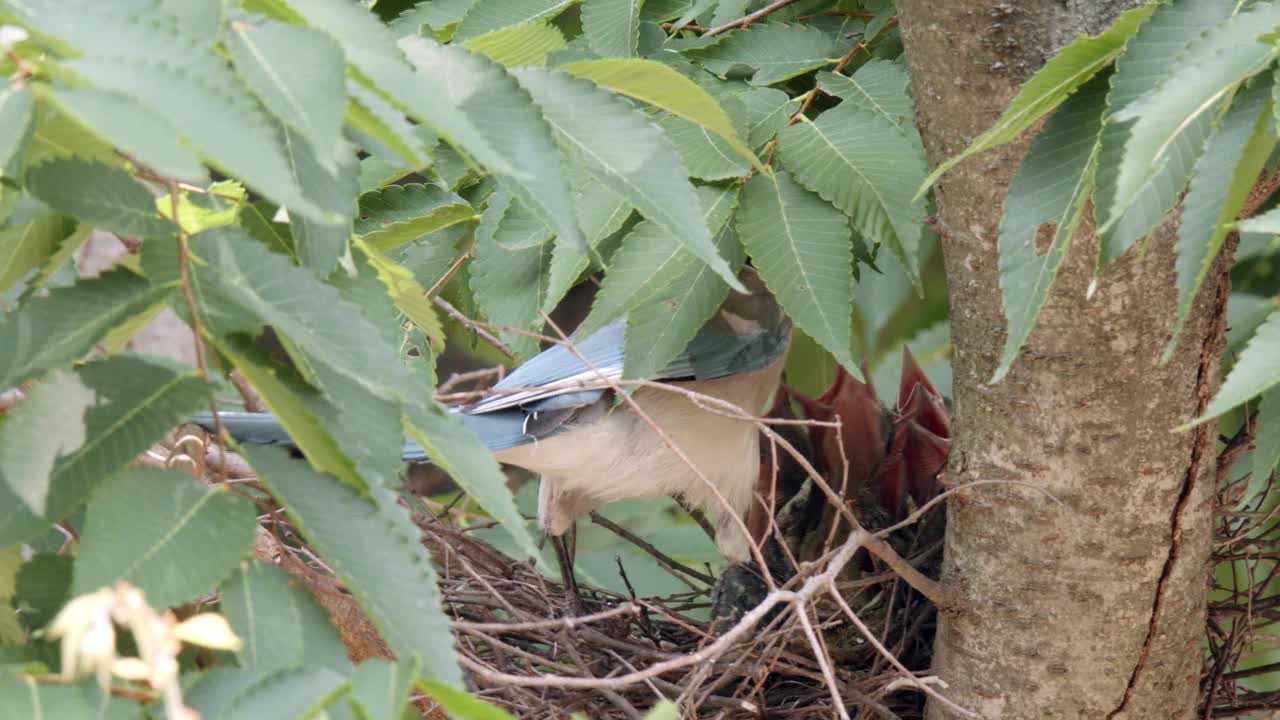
551;524;586;615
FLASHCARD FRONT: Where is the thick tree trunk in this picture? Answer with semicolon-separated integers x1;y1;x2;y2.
896;2;1221;718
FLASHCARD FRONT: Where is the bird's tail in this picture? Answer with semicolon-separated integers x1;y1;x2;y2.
191;409;529;463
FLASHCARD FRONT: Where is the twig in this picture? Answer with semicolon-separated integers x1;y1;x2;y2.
434;296;516;358
704;0;801;36
426;243;475;298
590;512;716;586
454;604;639;633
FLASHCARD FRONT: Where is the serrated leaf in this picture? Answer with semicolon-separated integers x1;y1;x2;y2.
683;22;837;86
919;3;1156;195
1104;5;1280;253
221;560;352;677
0;675;134;719
350;659;416;720
26;159;175;237
243;445;463;686
582;0;643;58
0;205;74;293
513;67;743;291
355;183;476;251
190;227;413;405
739;170;856;372
45;87;206;182
659;114;751;180
0;268;165;390
401;40;583;252
1254;387;1280;485
991;72;1109;383
13;553;73;632
624;213;746;379
227;19;347;175
346;82;428;168
355;238;446;351
453;0;576;41
469;192;554;359
817;60;913;134
581;184;739;338
222;665;350;720
403;400;542;564
0;86;34;178
1092;0;1235;260
390;0;479;36
276;0;517;178
561;58;763;170
281;126;359;276
462;21;567;67
738;86;794;149
1189;309;1280;426
1167;74;1275;361
778;104;926;287
25;108;118;169
0;371;93;515
72;467;256;608
545;178;633;308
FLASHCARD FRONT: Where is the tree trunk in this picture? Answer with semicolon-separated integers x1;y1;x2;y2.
896;2;1221;718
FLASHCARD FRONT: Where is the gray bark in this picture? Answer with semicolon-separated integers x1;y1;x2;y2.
895;2;1220;718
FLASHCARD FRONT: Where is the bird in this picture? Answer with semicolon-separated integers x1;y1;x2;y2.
199;267;792;596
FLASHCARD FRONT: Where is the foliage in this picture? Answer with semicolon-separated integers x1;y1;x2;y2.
5;0;1277;715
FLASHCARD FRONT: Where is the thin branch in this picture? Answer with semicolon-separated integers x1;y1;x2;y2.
704;0;801;36
590;512;716;586
434;296;516;358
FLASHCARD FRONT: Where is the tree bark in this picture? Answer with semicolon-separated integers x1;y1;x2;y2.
896;2;1221;718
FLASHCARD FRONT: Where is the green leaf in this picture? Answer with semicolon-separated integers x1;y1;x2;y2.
350;659;416;720
355;183;477;252
624;209;746;379
26;159;175;237
643;701;681;720
991;72;1109;383
581;184;739;338
0;370;93;515
0;268;165;390
739;170;856;372
72;467;256;608
1239;205;1280;233
190;227;413;405
778;104;926;287
561;58;763;170
453;0;577;41
356;239;446;351
0;86;34;178
401;40;583;252
739;86;795;149
419;679;517;720
581;0;643;58
346;82;428;168
544;177;633;308
469;192;554;359
211;341;365;493
227;19;347;175
277;0;516;179
817;60;913;134
1092;0;1235;260
281;126;359;277
1189;309;1280;426
1103;3;1280;244
390;0;479;36
403;401;542;565
462;21;567;67
513;67;744;291
1253;387;1280;485
659;113;751;180
13;553;73;633
0;547;21;644
221;560;352;677
1167;74;1276;361
683;22;837;86
0;675;133;719
222;666;350;720
44;87;207;182
243;445;463;686
24;108;118;169
918;3;1156;194
0;204;74;294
